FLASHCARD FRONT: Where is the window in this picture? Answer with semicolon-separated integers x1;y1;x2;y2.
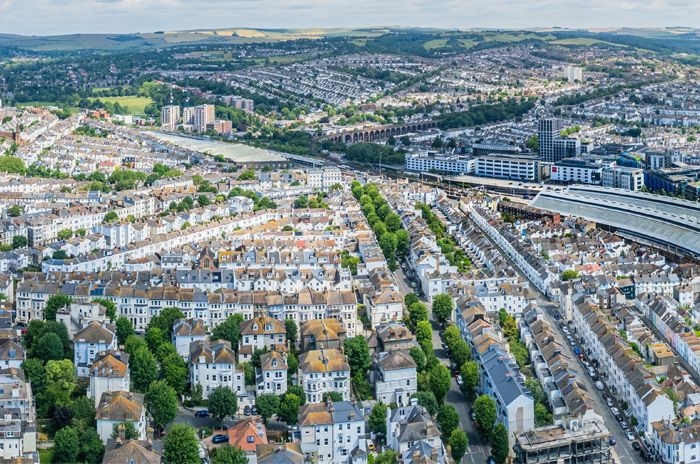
247;436;254;443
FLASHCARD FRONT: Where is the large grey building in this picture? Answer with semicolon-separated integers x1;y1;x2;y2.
538;118;581;164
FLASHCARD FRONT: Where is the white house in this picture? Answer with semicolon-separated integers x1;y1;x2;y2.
88;351;130;407
0;340;24;370
298;349;351;404
239;316;286;363
257;351;288;396
189;340;245;399
73;322;117;377
172;318;207;360
299;401;365;464
96;391;146;445
372;350;417;407
386;400;445;462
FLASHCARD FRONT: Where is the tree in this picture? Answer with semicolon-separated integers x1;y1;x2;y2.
255;394;280;423
561;269;579;281
124;334;148;355
449;429;468;462
71;396;97;428
535;403;553;427
145;326;165;353
374;450;398;464
385;213;402;233
147;307;184;339
343;336;371;376
286;385;306;405
450;340;471;368
432;293;453;325
395;229;410;255
209;387;238;426
57;229;73;240
323;392;344;402
43;294;72;321
491;423;509;464
112;421;140;440
408;302;428;330
412;391;439;416
277;392;302;425
437;404;460;437
131;348;158;392
211;445;249;464
7;205;23;217
409;346;427;372
211;313;244;348
460;361;479;399
238;168;256;181
415;320;432;347
525;378;545;405
115;317;135;344
404;293;419;308
161;353;189;394
285;319;298;345
45;359;75;407
369;403;387;436
103;211;119;223
474;394;497;440
77;426;105;464
429;363;451;404
53;426;79;463
146;380;178;428
11;235;27;249
32;332;64;362
163;424;200;464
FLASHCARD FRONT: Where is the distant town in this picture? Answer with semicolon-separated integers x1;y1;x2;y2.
1;26;700;464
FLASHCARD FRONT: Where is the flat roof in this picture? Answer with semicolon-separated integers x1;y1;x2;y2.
150;133;287;163
516;421;608;450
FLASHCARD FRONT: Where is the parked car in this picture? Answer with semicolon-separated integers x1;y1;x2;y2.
632;442;641;451
487;457;496;464
608;437;616;446
554;313;561;321
212;434;229;444
620;422;628;430
456;375;464;386
470;410;477;421
626;431;635;441
252;406;259;416
610;407;620;416
194;409;209;418
605;397;614;407
595;381;604;391
244;405;251;416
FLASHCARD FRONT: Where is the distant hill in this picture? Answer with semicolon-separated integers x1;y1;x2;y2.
0;27;698;54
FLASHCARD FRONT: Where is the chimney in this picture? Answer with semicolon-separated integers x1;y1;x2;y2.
117;423;126;442
431;447;439;461
146;426;154;441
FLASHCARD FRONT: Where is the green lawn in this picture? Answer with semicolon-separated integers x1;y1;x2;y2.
423;39;448;50
39;448;53;464
88;95;154;114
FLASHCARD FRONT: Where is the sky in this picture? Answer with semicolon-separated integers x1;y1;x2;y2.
0;0;698;36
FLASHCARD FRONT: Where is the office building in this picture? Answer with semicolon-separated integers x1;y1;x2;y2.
538;118;581;164
602;166;645;191
194;104;216;132
551;158;609;184
160;105;180;131
562;66;583;82
405;152;475;176
475;153;540;181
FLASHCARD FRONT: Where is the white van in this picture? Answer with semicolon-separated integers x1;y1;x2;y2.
595;381;604;391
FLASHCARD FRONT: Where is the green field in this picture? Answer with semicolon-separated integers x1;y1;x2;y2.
423;39;448;50
459;39;478;49
88;96;154;114
551;38;625;46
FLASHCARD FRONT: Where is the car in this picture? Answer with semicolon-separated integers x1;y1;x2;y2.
562;326;570;334
610;407;620;416
252;406;259;416
243;405;251;416
456;375;464;386
632;442;641;451
194;409;209;417
595;381;604;391
608;437;616;446
554;313;561;321
487;457;496;464
368;442;375;452
578;353;585;361
605;397;614;407
573;346;581;356
626;431;635;441
620;422;628;430
569;339;576;347
470;411;477;421
212;434;229;444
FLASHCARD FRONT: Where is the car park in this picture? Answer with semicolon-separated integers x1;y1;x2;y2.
194;409;209;417
212;434;229;444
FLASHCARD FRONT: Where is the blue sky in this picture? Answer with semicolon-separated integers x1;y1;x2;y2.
0;0;698;35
